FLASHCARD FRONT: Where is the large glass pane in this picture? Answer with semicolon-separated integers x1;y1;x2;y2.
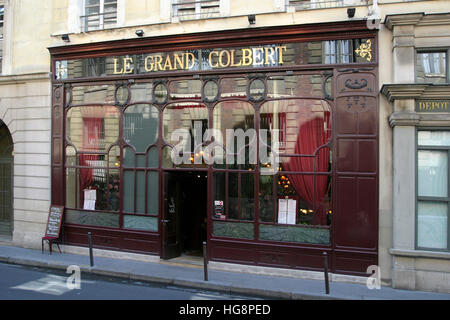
260;99;331;172
70;84;116;104
108;145;120;168
123;170;134;213
275;173;331;226
147;147;158;168
147;171;159;215
124;104;159;152
418;131;450;147
122;146;135;167
163;103;208;166
416;52;447;84
66;165;119;212
213;101;255;168
107;169;120;212
136;171;145;213
220;78;247;98
241;174;254;221
212;171;226;219
66;167;77;209
267;74;324;98
169;80;202;100
259;174;274;222
417;201;448;249
66;106;120;153
418;150;448;198
228;172;239;220
130;82;153;103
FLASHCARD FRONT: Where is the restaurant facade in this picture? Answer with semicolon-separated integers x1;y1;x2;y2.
49;20;379;276
2;0;449;293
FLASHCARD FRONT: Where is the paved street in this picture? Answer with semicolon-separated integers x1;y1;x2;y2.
0;262;263;300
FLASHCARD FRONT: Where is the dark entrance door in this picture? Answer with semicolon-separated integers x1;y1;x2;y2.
0;121;13;237
162;171;207;259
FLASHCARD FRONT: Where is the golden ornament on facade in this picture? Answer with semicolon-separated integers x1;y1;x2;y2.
355;39;372;62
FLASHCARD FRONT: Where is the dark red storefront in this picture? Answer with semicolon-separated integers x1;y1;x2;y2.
49;20;378;276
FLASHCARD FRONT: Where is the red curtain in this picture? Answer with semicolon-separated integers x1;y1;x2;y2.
283;112;331;225
79;117;102;198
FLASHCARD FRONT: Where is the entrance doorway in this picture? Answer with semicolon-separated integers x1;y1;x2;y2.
163;171;207;260
0;121;13;238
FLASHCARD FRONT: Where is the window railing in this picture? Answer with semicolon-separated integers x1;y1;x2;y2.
172;0;220;21
81;12;117;32
288;0;369;10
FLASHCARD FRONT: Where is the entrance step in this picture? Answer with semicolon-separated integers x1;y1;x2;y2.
162;253;204;269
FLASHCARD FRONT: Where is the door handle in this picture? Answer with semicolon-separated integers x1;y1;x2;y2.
161;219;169;223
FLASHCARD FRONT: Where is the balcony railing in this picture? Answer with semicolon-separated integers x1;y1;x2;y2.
289;0;369;10
172;0;220;21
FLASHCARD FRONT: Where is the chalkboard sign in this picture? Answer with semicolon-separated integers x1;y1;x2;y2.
44;205;64;238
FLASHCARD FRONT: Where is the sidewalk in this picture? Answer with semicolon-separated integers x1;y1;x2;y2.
0;243;449;300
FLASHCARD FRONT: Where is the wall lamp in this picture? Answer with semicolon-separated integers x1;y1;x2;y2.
248;14;256;25
347;8;356;18
135;29;144;37
61;34;70;42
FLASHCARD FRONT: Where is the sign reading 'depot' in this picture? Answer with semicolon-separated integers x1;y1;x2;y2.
416;100;450;112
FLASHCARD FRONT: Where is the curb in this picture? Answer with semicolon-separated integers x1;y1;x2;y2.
0;255;346;300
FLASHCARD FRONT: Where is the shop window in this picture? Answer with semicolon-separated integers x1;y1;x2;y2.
65;105;120;211
82;0;117;32
260;99;332;225
417;130;450;251
163;102;208;167
172;0;220;21
416;51;448;84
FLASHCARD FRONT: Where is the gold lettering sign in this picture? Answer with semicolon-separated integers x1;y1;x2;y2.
112;46;288;75
416;100;450;113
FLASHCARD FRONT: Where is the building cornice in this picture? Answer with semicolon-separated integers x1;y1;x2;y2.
389;248;450;260
0;72;51;85
385;12;450;30
381;83;450;102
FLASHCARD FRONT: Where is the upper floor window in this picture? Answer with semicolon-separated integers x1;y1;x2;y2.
289;0;367;10
81;0;117;32
0;4;4;39
0;4;4;74
416;50;449;84
172;0;220;21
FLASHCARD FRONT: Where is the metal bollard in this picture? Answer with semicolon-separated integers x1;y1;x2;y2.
323;252;330;294
88;232;94;267
203;241;208;281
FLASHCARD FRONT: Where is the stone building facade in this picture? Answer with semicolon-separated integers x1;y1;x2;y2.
0;0;448;293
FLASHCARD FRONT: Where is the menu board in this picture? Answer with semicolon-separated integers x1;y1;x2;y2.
278;198;297;225
44;205;64;238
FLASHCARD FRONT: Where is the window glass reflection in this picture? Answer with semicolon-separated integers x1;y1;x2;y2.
66;106;120;153
124;104;159;151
